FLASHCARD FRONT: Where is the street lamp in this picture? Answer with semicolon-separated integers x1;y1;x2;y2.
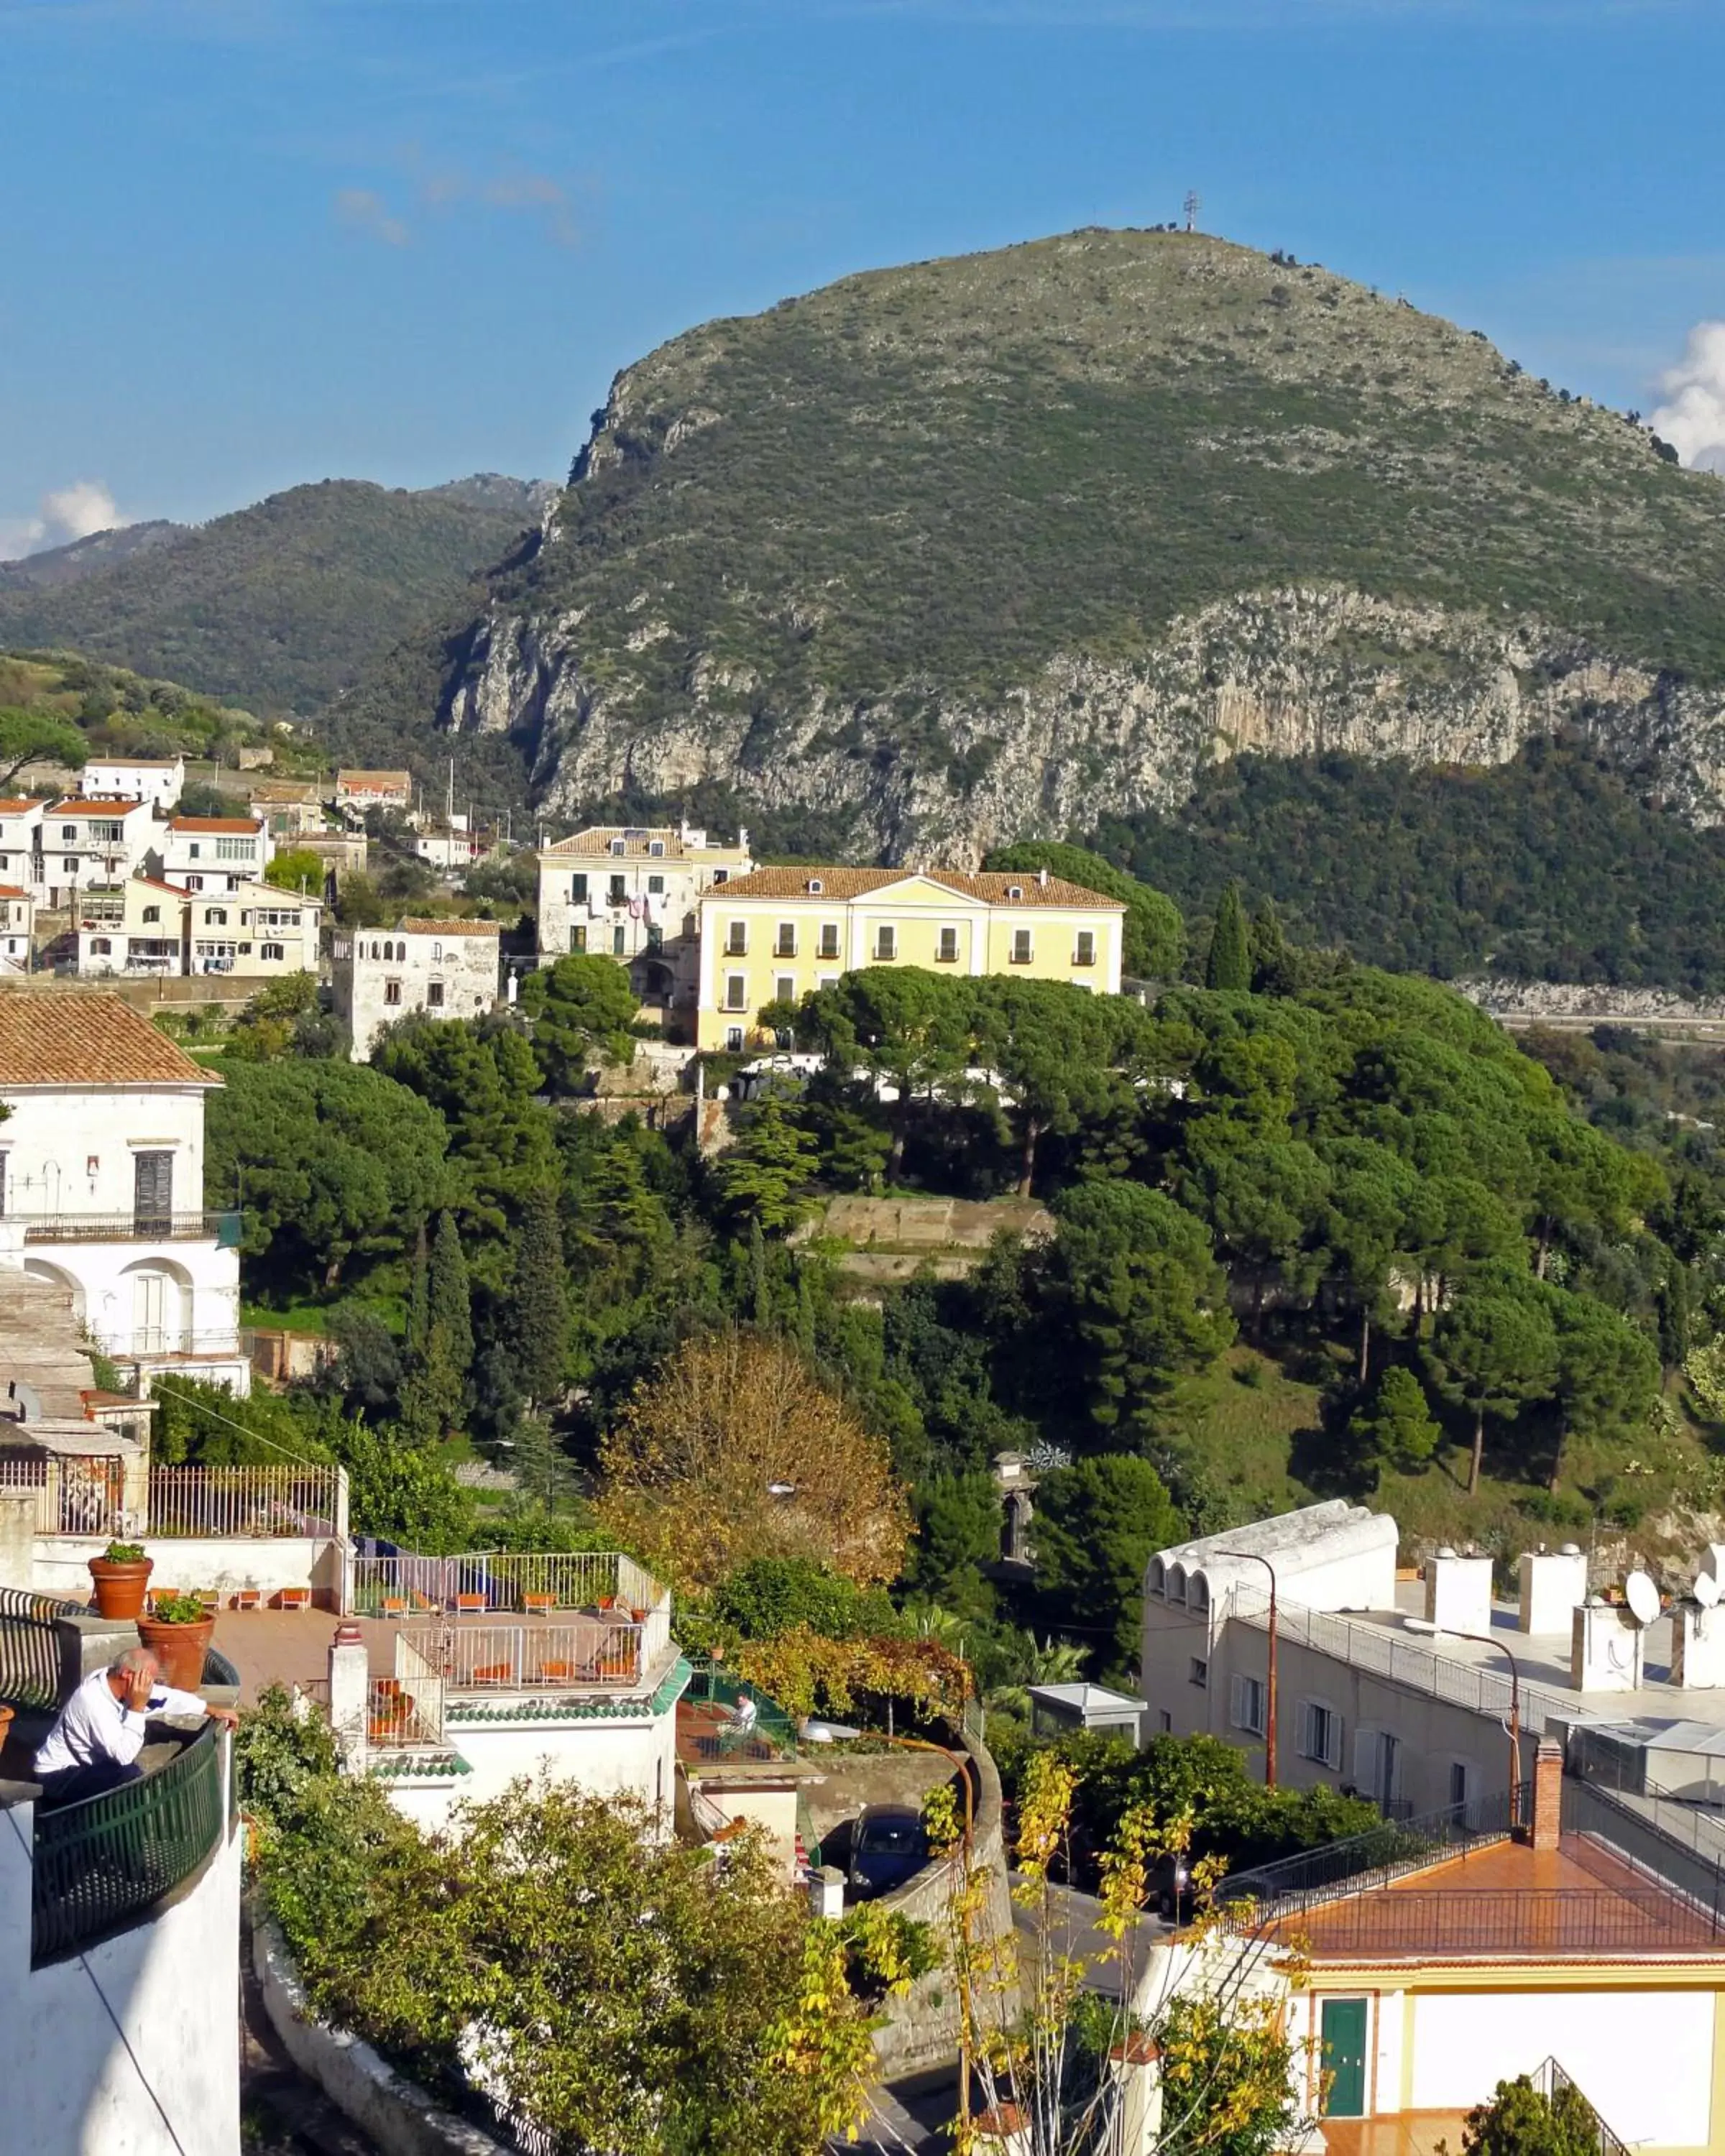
1218;1551;1278;1785
1404;1618;1522;1821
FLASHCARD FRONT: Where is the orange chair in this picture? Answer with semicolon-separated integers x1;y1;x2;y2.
522;1590;556;1616
276;1587;311;1613
233;1588;262;1611
380;1595;408;1621
455;1592;487;1615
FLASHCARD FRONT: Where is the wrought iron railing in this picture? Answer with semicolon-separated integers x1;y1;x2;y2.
32;1721;227;1965
9;1209;242;1246
5;1460;344;1542
1532;2058;1632;2156
1219;1782;1525;1921
0;1584;84;1710
0;1451;133;1536
348;1547;665;1618
1562;1776;1725;1927
1278;1885;1724;1956
402;1620;648;1692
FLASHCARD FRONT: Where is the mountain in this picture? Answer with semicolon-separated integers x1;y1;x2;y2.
0;520;185;592
0;476;552;717
333;226;1725;863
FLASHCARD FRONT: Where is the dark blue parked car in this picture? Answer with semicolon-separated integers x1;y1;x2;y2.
847;1805;931;1898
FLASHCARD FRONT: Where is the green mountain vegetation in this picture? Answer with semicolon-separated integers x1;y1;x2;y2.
1091;735;1725;992
0;647;299;775
0;476;547;717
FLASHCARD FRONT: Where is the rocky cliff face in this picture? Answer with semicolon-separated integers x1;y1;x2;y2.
448;582;1725;865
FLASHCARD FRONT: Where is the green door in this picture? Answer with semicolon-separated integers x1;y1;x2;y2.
1320;1997;1368;2117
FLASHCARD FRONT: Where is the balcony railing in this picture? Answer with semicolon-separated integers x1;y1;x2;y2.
0;1584;86;1710
1269;1884;1725;1958
349;1547;665;1618
402;1619;650;1692
32;1720;228;1965
1;1458;344;1541
7;1208;243;1247
1219;1784;1525;1920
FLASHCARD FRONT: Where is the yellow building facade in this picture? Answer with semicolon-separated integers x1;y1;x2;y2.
694;867;1126;1050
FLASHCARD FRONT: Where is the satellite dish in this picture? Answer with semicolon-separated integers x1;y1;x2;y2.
1697;1572;1721;1611
1625;1570;1660;1626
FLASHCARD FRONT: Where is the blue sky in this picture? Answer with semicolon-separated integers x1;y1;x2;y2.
2;0;1722;552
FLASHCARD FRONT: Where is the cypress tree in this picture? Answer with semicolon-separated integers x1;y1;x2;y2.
512;1184;570;1411
427;1210;474;1382
406;1220;430;1359
1249;894;1293;995
1205;881;1251;992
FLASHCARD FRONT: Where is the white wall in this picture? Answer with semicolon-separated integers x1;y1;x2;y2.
1407;1990;1714;2148
32;1534;344;1604
0;1791;241;2155
332;931;499;1059
387;1710;678;1834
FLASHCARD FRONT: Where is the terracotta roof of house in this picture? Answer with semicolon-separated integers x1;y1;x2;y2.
397;917;500;937
336;769;410;789
540;825;745;861
83;757;180;770
47;797;144;818
710;867;1125;909
0;990;220;1087
0;799;42;816
168;815;264;834
0;885;32;900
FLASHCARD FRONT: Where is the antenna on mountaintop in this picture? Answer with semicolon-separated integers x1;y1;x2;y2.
1183;190;1200;233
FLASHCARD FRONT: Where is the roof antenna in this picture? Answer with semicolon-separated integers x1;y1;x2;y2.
1183;190;1200;234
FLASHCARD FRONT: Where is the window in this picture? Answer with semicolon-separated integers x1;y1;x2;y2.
133;1149;173;1230
1448;1760;1475;1811
91;936;111;955
187;841;201;858
1230;1675;1266;1737
1188;1657;1208;1690
571;872;589;903
1011;927;1034;964
816;973;839;991
648;839;665;857
185;875;203;892
1075;929;1096;967
818;923;840;960
609;874;626;902
65;856;80;875
610;838;626;856
776;975;795;1004
648;874;664;895
427;981;445;1007
725;1026;745;1051
570;926;586;953
1298;1701;1343;1771
806;877;824;895
1006;883;1024;900
775;923;797;957
1159;1710;1173;1734
207;908;227;926
937;925;959;962
142;906;160;924
724;973;748;1011
384;979;402;1007
61;825;75;842
646;923;663;952
261;942;284;962
725;921;748;956
874;924;897;960
431;944;443;962
612;925;626;956
89;821;121;844
712;870;728;886
216;837;254;862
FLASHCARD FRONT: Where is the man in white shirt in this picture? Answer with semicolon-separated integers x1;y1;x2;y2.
34;1646;238;1807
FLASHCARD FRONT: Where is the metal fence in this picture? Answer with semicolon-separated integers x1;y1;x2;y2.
1533;2058;1632;2156
682;1658;800;1756
1562;1776;1725;1927
147;1464;341;1539
1288;1885;1724;1957
12;1209;242;1246
348;1547;663;1617
32;1721;227;1965
1225;1583;1580;1735
1220;1783;1524;1920
0;1584;83;1710
401;1620;648;1692
0;1452;134;1536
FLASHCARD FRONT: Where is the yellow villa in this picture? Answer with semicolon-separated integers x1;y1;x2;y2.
694;865;1126;1051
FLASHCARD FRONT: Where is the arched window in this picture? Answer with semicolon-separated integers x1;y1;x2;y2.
1167;1562;1187;1606
806;877;824;895
1187;1572;1210;1614
1146;1557;1167;1600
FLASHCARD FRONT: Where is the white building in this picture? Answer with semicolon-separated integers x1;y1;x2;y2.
78;755;185;811
330;917;500;1060
154;814;273;896
535;821;754;1030
185;879;321;977
0;885;34;974
334;768;411;815
0;799;45;895
37;798;158;909
76;879;187;977
0;990;247;1393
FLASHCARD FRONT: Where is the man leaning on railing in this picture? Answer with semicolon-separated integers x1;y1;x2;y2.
32;1647;238;1808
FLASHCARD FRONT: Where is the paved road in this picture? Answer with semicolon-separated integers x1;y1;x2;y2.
1010;1871;1169;2000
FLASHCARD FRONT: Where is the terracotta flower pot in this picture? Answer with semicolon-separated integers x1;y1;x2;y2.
88;1555;154;1621
137;1612;216;1692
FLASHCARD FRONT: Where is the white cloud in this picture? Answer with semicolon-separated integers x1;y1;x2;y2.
0;479;127;562
1652;323;1725;474
334;185;410;247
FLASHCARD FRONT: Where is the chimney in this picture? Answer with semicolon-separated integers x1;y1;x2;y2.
1531;1735;1564;1851
1037;865;1049;888
1519;1544;1588;1635
1425;1547;1492;1636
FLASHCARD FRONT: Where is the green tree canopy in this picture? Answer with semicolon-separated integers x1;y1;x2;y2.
1348;1364;1443;1480
0;706;86;787
520;953;640;1092
714;1095;820;1232
1429;1286;1559;1494
263;846;325;893
1204;881;1251;992
1033;1452;1182;1667
205;1058;449;1293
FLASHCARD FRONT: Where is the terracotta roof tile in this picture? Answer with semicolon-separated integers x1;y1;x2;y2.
0;885;32;900
336;770;410;789
0;799;43;816
710;867;1123;909
168;816;264;834
0;990;221;1087
540;825;746;861
83;757;180;770
397;917;500;936
48;798;144;817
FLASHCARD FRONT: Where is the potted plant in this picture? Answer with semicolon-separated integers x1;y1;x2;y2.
88;1540;153;1621
137;1591;216;1691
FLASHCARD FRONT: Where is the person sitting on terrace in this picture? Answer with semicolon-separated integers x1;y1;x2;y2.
33;1647;238;1807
